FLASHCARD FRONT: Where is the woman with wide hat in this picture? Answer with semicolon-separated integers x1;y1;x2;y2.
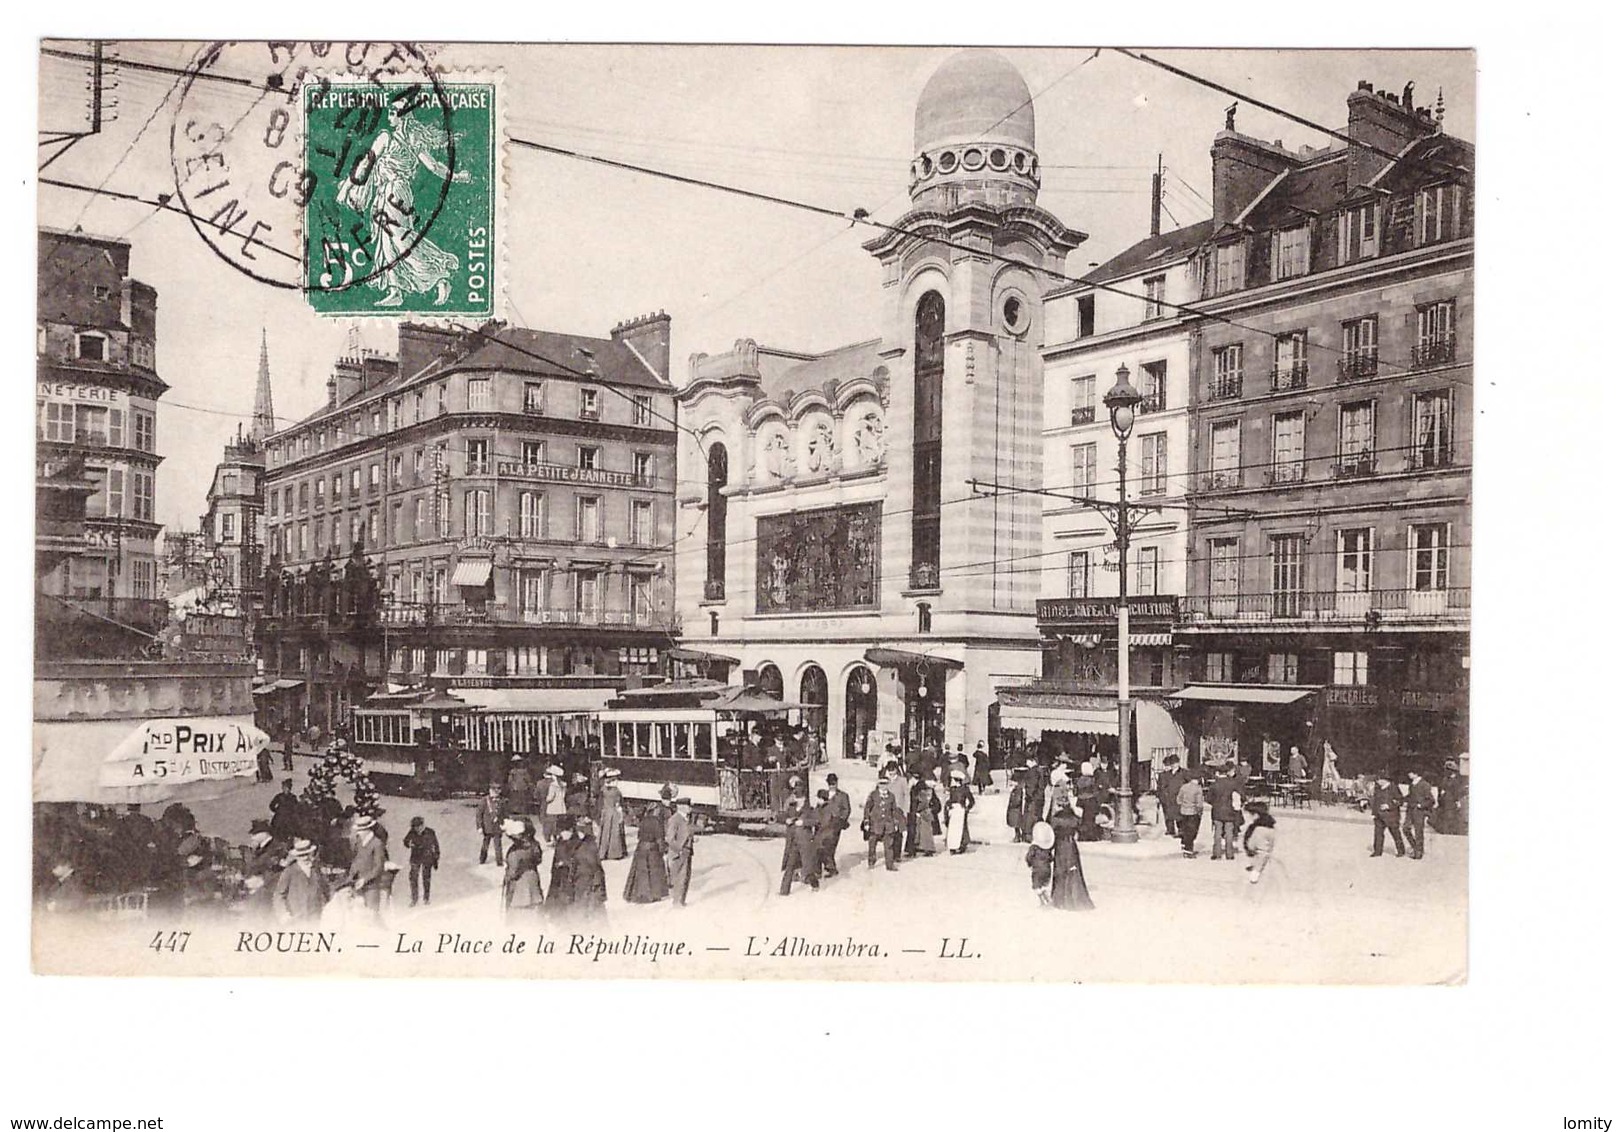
623;787;671;904
597;768;628;860
501;818;545;917
1047;796;1095;911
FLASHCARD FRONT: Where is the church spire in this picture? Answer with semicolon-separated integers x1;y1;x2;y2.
250;328;275;442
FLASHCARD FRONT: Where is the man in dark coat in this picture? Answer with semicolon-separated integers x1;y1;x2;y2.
1403;769;1436;860
1369;772;1407;858
272;839;330;922
347;814;389;919
778;793;819;895
1435;760;1468;835
1156;755;1188;839
862;772;903;872
666;798;695;906
476;784;507;866
244;819;288;915
403;816;441;906
506;758;535;815
1208;764;1242;860
819;773;851;878
268;779;302;842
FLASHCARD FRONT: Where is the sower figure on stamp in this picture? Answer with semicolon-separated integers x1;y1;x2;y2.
335;98;472;308
666;796;695;906
1369;772;1407;858
863;770;903;872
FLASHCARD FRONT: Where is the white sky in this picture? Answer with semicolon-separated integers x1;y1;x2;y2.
37;44;1475;531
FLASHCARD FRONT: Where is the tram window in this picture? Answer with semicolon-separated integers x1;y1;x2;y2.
673;723;691;760
635;722;652;758
695;722;713;760
653;722;672;759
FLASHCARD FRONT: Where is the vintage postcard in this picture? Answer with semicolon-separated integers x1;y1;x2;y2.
33;41;1473;981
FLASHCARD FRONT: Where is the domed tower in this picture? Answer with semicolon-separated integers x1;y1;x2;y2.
866;47;1085;689
909;48;1041;211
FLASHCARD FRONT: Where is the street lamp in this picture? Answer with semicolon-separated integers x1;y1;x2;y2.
1103;364;1142;844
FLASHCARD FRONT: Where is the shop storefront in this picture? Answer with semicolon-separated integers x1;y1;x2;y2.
1168;684;1320;777
996;685;1186;791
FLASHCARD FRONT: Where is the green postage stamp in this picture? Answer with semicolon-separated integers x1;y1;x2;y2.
302;78;497;317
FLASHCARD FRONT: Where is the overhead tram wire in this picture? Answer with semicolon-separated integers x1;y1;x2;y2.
1112;49;1471;179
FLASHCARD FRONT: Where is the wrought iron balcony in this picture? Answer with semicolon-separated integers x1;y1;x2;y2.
1411;336;1457;367
1333;453;1377;479
1185;587;1470;625
1270;362;1309;391
1336;352;1380;381
1408;446;1455;471
1208;372;1243;401
1070;406;1096;426
1265;461;1307;485
1201;469;1242;491
1138;392;1167;415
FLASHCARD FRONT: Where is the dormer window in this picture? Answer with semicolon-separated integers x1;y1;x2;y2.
1338;202;1380;264
75;332;107;362
1213;242;1245;295
1075;294;1096;339
1272;225;1311;281
1415;183;1463;246
1142;276;1166;321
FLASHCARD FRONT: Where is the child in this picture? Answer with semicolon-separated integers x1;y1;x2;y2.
1027;820;1055;908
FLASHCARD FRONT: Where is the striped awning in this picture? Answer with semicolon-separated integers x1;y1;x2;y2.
1129;632;1173;646
999;705;1119;736
450;558;492;587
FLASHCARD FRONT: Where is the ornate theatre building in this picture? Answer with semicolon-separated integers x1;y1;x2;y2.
674;50;1084;761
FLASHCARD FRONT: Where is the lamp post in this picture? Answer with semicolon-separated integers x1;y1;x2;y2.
1103;364;1143;844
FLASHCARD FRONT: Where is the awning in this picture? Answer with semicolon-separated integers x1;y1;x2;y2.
1135;700;1186;764
253;678;304;695
1129;632;1173;646
454;686;616;714
667;647;741;665
1000;706;1119;735
711;686;806;713
1169;685;1319;705
863;647;965;670
451;559;493;587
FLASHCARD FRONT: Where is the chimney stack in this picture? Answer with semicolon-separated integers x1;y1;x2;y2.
1346;78;1439;188
1210;129;1295;228
611;311;672;382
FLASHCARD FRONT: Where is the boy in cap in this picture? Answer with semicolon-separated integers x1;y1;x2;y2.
403;815;441;906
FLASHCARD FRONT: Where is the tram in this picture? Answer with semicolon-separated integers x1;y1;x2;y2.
350;686;610;796
597;681;815;831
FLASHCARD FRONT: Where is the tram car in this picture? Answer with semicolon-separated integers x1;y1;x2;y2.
597;681;815;831
350;686;610;796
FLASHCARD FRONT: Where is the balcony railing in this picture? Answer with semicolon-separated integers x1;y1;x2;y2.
1201;468;1242;491
1208;372;1243;401
1408;446;1455;471
1138;392;1167;415
1333;453;1378;479
1412;336;1457;367
1265;461;1307;485
1336;352;1380;381
1186;587;1469;624
1270;362;1309;392
1070;406;1096;426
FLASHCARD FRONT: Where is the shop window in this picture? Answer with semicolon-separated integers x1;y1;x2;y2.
1267;653;1300;683
1205;651;1235;682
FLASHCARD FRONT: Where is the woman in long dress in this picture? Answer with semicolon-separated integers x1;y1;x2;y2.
623;802;670;904
571;824;609;923
597;770;628;860
1320;740;1343;797
1048;800;1095;910
501;819;545;918
945;770;975;854
907;777;939;857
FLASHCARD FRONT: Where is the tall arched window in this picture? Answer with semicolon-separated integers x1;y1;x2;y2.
705;442;728;600
911;291;945;587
